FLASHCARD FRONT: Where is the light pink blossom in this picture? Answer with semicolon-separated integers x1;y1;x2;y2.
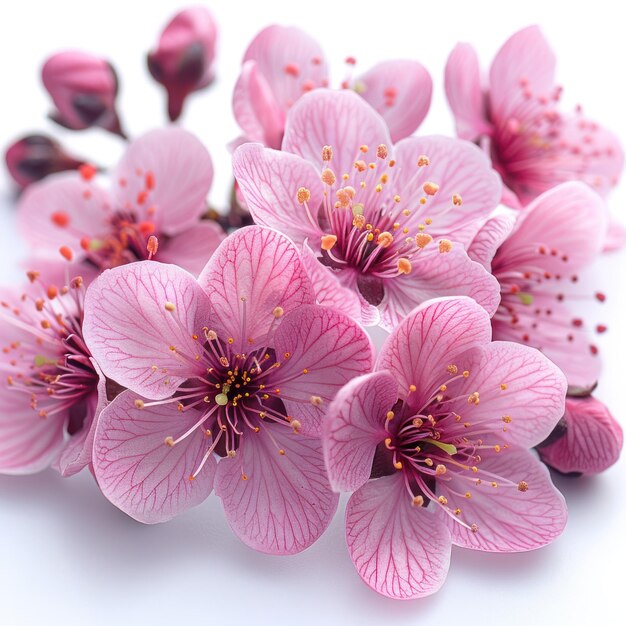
467;182;607;389
445;26;624;209
234;89;501;329
82;226;373;553
538;395;622;475
17;127;223;279
42;51;126;137
0;267;106;476
147;7;218;121
322;297;567;599
233;25;432;149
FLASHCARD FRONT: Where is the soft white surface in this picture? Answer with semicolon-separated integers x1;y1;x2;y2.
0;1;624;624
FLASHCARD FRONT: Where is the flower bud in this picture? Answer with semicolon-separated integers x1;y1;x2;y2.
4;134;84;188
42;51;126;137
147;7;218;121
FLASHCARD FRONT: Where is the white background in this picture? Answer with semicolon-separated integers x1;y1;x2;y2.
1;1;625;624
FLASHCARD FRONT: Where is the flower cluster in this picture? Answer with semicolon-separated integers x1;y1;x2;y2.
1;10;623;601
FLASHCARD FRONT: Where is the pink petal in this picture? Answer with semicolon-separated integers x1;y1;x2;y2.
0;389;66;475
283;89;391;181
214;424;338;554
379;246;501;331
603;218;626;252
55;359;108;477
300;244;362;320
197;226;315;351
437;447;567;551
243;25;329;113
232;143;324;244
539;396;623;475
271;304;374;435
356;60;432;142
377;296;493;410
346;474;451;599
323;371;396;492
83;261;211;399
157;221;225;276
232;60;285;149
112;128;213;236
392;135;503;245
448;341;567;448
17;173;111;255
445;43;491;141
497;182;607;273
93;390;216;523
489;25;556;122
467;209;517;270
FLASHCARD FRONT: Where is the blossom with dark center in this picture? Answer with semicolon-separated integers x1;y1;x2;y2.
445;26;624;212
4;134;85;189
467;182;607;389
42;51;126;137
232;25;432;149
147;7;218;121
234;89;501;329
538;394;622;476
17;127;223;280
322;296;567;599
82;226;373;554
0;265;106;475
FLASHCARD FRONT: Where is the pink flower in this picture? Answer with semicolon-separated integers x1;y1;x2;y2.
0;267;106;476
147;7;218;121
17;127;224;279
4;134;85;189
538;395;622;476
233;89;501;329
42;51;126;137
445;25;624;208
467;182;607;390
82;226;373;553
322;297;567;599
233;25;432;149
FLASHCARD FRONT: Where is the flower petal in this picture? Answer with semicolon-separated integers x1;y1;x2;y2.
603;218;626;252
93;390;216;523
346;474;451;599
445;43;491;141
214;424;338;554
83;261;211;399
17;173;111;255
538;396;623;475
197;226;315;351
271;304;374;435
157;222;225;276
392;135;503;245
378;245;501;331
377;296;493;409
283;89;391;180
466;209;516;270
233;143;324;244
233;60;285;149
436;447;567;552
489;25;556;122
243;25;329;113
323;371;396;492
356;60;432;142
112;128;213;236
448;341;567;448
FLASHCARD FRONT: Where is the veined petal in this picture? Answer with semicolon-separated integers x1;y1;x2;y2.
346;474;451;599
83;261;211;399
323;371;396;492
466;209;516;270
93;390;216;523
214;424;338;554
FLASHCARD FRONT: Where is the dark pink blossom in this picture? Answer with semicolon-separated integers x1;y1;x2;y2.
82;226;373;553
323;297;567;599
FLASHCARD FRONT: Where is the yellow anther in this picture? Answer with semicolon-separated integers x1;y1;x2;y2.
500;383;508;390
321;234;338;251
438;239;453;253
310;395;323;406
352;203;364;216
518;481;529;492
273;306;284;318
164;436;175;447
376;144;388;159
438;495;448;505
412;495;425;507
397;258;412;274
435;464;447;476
415;233;433;249
468;391;480;405
452;193;463;206
297;187;311;204
394;460;403;470
377;231;394;248
321;168;336;186
447;364;458;374
134;399;145;409
322;145;333;161
164;302;176;312
423;181;439;196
